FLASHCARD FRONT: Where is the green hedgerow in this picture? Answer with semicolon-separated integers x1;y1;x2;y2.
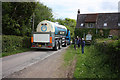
2;35;31;53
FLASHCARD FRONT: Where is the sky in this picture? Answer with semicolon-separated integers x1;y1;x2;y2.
38;0;120;19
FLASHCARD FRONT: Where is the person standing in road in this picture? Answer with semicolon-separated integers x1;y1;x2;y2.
81;38;85;54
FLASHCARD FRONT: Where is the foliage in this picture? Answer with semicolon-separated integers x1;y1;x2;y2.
74;28;97;39
56;18;76;28
73;45;118;78
64;45;120;78
64;40;120;78
2;2;75;37
64;46;76;66
74;28;110;39
112;35;119;40
34;2;53;30
102;29;110;38
2;2;53;36
2;35;31;53
95;39;120;53
94;39;120;77
2;2;37;36
2;48;31;57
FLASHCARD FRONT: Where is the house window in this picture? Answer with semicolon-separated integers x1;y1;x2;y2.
81;23;84;26
85;23;95;28
104;23;107;26
118;23;120;26
88;23;94;28
90;23;93;28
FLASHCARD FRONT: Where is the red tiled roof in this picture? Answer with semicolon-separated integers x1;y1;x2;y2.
85;14;98;22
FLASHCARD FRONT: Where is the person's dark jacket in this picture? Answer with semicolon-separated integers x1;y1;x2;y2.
81;40;85;47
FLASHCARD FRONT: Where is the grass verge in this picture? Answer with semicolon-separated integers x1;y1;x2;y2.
1;48;33;57
64;45;76;66
64;45;119;78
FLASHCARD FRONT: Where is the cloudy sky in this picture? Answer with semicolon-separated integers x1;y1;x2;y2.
39;0;120;19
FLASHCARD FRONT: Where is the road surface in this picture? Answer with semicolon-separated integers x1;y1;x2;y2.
2;47;68;78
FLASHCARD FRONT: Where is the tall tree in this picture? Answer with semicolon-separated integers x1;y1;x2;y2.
56;18;76;27
34;2;53;30
64;18;76;27
2;2;37;36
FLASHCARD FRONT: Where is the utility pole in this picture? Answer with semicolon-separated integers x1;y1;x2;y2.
32;13;35;33
96;14;98;34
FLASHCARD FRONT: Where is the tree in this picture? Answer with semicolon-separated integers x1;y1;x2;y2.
34;2;53;30
56;19;65;25
64;18;76;27
2;2;37;36
55;18;76;38
56;18;76;27
2;2;53;36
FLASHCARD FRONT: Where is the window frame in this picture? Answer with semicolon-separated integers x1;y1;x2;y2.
80;23;84;27
103;23;107;27
118;23;120;26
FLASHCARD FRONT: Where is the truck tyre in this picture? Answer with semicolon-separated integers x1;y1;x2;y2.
53;41;59;51
59;41;62;49
65;42;67;47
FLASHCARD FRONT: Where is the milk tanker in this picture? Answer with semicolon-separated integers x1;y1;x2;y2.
31;20;71;50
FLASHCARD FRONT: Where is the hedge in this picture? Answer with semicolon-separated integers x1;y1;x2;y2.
2;35;31;52
95;39;120;53
94;39;120;75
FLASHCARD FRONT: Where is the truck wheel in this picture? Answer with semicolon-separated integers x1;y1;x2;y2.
53;42;59;51
59;42;62;49
65;42;67;47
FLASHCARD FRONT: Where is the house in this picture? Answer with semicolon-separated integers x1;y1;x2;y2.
76;9;120;36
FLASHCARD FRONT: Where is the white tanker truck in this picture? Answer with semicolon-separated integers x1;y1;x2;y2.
31;20;71;50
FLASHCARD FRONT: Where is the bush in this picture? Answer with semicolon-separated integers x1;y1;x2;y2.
112;35;119;40
2;35;31;52
22;36;31;48
95;39;120;54
94;39;120;76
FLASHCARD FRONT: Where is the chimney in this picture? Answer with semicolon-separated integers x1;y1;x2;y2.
77;9;80;26
78;9;80;14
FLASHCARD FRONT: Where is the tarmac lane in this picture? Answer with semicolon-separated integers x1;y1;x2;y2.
2;47;68;78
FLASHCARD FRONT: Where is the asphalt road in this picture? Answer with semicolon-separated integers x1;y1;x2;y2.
2;47;68;78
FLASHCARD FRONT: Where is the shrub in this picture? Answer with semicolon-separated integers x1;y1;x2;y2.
95;39;120;54
22;36;31;48
94;39;120;76
112;35;119;40
2;35;31;52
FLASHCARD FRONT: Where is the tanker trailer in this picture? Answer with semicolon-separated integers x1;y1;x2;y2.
31;20;71;50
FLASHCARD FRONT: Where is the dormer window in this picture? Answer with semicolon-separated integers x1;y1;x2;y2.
104;23;107;26
118;23;120;26
81;23;84;26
